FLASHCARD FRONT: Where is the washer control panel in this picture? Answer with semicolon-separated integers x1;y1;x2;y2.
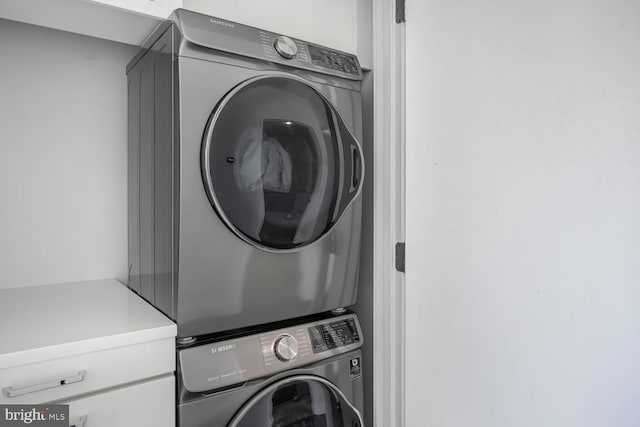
258;314;361;371
178;314;363;393
308;317;361;353
274;334;299;361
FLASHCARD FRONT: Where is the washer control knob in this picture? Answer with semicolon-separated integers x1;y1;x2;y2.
274;36;298;59
274;334;299;361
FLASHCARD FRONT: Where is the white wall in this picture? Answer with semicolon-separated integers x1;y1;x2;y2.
405;0;640;426
0;19;137;289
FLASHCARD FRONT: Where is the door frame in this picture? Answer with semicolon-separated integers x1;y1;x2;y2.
371;0;405;426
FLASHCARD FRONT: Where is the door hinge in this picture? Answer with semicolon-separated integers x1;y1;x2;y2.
395;242;405;273
396;0;406;23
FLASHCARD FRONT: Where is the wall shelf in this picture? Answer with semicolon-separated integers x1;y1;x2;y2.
0;0;178;46
0;0;371;68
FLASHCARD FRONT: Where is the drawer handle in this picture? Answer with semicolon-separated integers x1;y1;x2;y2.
2;370;86;398
69;415;87;427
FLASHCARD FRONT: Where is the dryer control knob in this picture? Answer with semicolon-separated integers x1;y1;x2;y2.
274;334;299;361
274;36;298;59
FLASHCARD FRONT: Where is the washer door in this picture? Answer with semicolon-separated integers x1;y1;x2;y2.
202;76;363;251
228;375;364;427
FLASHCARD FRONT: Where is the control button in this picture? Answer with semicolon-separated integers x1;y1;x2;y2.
273;36;298;59
274;334;299;361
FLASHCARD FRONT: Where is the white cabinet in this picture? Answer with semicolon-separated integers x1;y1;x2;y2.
1;339;173;406
64;375;174;427
0;279;177;427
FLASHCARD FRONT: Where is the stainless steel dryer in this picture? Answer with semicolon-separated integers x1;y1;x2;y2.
177;312;364;426
126;9;365;339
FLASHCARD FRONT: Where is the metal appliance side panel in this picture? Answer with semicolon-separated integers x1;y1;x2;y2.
175;57;363;338
178;350;364;427
126;26;178;320
152;27;178;318
138;49;155;305
127;63;141;295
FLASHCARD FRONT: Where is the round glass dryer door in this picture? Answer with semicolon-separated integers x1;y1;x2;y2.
228;376;363;427
202;77;363;251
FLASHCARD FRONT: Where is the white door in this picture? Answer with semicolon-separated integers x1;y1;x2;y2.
405;0;640;426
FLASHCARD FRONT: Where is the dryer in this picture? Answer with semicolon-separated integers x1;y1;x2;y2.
177;313;364;426
126;9;365;339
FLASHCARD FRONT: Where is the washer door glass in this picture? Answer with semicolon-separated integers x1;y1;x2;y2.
202;77;363;250
227;376;363;427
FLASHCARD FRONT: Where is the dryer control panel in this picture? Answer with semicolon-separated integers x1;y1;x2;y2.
178;314;363;394
172;9;363;80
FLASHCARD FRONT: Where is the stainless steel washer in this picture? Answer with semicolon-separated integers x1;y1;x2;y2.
177;313;365;426
126;9;365;339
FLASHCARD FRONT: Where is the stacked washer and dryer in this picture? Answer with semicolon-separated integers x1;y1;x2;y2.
126;9;366;426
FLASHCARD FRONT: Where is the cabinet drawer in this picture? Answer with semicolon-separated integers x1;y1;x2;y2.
0;338;174;405
65;375;174;427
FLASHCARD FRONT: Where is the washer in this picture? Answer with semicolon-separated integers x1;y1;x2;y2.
177;312;364;426
126;9;365;339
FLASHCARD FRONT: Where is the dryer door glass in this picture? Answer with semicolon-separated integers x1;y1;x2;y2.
227;376;363;427
202;77;363;250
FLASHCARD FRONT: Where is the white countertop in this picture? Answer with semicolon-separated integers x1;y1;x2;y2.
0;279;176;369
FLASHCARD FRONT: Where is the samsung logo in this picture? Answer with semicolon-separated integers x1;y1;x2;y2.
210;18;235;28
211;343;236;354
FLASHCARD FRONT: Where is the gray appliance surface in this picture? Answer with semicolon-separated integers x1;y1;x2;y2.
177;313;364;426
127;9;365;338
